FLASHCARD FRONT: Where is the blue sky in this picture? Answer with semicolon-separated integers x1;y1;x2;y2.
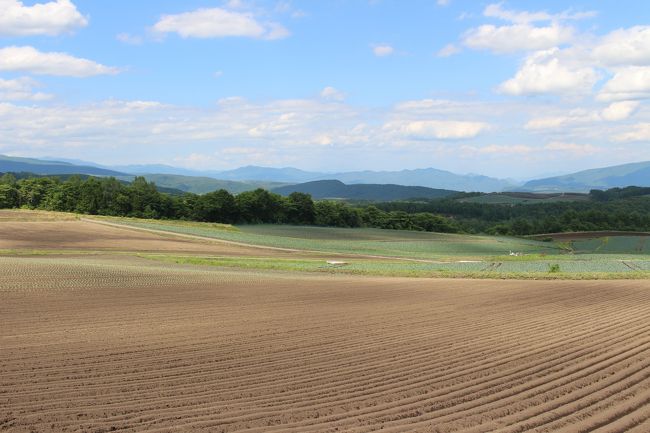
1;0;650;179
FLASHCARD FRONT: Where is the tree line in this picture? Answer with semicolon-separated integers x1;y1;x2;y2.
0;174;459;233
374;187;650;235
3;173;650;236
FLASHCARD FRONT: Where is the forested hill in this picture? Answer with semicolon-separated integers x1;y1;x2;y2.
273;180;458;201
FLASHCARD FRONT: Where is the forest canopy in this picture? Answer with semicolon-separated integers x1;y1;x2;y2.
3;172;650;236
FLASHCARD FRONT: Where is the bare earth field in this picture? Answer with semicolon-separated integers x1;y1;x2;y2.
0;219;307;257
2;212;650;432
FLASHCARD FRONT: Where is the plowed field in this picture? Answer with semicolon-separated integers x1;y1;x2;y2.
2;255;649;432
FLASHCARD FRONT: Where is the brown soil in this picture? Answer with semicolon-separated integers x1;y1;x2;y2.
2;255;649;432
0;220;305;257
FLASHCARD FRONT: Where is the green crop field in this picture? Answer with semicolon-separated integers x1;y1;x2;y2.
96;217;564;260
84;215;650;278
570;236;650;254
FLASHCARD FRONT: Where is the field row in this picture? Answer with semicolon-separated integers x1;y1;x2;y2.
2;256;649;432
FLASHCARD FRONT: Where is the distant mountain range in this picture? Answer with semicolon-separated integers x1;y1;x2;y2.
0;155;125;177
4;154;650;195
273;180;458;201
519;161;650;192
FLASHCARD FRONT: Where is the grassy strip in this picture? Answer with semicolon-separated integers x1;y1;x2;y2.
139;254;650;280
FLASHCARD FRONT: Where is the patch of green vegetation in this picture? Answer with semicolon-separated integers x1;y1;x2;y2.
111;218;563;260
548;264;561;273
571;236;650;254
140;253;650;280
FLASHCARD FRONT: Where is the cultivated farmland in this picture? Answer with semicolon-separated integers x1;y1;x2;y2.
3;255;650;432
2;210;650;432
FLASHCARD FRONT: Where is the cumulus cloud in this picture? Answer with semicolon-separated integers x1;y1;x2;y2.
372;44;394;57
0;46;120;77
461;3;596;54
600;101;640;121
526;101;639;131
592;26;650;67
483;3;596;24
0;0;87;36
384;119;489;140
151;7;289;40
612;123;650;142
463;24;574;54
320;86;346;101
498;48;599;96
598;67;650;101
0;77;52;101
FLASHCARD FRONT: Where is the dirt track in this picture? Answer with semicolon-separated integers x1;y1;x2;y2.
2;255;649;432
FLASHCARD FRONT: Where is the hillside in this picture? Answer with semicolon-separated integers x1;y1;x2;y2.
138;173;288;194
273;180;458;201
0;155;126;177
521;161;650;192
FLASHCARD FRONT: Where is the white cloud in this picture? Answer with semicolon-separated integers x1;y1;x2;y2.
151;7;289;40
483;3;596;24
463;24;574;54
0;46;120;77
0;77;52;101
498;48;599;96
384;119;489;140
462;3;596;54
0;0;87;36
593;26;650;67
437;0;450;6
612;123;650;142
601;101;640;121
437;43;460;57
116;33;143;45
526;102;639;130
320;86;346;101
598;67;650;101
372;44;394;57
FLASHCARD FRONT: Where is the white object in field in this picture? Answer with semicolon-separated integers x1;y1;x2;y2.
326;260;348;266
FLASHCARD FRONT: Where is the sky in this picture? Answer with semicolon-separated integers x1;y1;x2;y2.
0;0;650;179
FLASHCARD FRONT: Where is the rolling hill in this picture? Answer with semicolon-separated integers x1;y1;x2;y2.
520;161;650;192
272;180;458;201
137;174;288;194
